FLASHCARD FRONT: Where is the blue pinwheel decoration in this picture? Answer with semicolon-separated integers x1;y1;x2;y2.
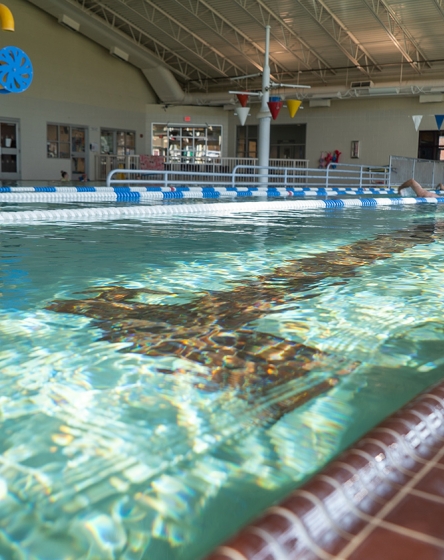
0;46;33;94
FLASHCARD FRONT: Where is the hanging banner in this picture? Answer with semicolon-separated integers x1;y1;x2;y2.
412;115;423;131
286;99;302;118
236;93;249;107
236;106;250;126
267;98;283;120
435;114;444;130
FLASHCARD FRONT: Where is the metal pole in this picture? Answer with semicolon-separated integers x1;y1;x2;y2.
258;25;271;185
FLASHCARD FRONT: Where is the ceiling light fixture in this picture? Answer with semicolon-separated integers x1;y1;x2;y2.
110;46;129;62
58;14;80;32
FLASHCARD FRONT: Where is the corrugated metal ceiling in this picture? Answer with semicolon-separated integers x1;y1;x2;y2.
32;0;444;93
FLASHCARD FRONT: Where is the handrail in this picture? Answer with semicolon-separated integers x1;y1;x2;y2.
107;163;390;190
97;154;308;181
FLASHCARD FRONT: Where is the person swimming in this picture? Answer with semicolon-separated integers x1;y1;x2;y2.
398;178;444;197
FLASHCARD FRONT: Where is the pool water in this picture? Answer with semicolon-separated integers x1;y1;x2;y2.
1;204;444;559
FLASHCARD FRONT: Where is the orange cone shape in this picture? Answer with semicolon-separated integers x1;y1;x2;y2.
287;99;302;118
267;100;283;120
236;93;249;107
236;106;250;126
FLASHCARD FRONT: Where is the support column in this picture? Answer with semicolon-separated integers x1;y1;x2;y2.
258;25;271;185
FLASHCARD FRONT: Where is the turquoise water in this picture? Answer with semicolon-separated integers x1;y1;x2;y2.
0;204;444;559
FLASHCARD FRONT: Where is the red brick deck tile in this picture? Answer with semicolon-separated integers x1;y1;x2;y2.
279;493;352;550
210;532;270;560
412;466;444;499
346;527;444;560
399;410;444;447
380;418;438;462
352;441;414;487
206;381;444;560
345;441;403;499
368;426;427;472
383;493;444;541
251;510;343;557
209;535;323;560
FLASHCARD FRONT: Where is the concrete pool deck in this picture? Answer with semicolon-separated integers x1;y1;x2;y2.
206;380;444;560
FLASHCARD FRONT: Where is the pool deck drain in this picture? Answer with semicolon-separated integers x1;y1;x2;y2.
206;380;444;560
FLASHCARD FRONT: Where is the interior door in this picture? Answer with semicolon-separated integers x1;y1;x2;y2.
71;127;87;180
0;120;20;181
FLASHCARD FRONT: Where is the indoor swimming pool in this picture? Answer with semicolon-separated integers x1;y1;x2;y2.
0;202;444;559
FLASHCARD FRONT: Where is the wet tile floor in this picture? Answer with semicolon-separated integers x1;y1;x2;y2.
206;382;444;560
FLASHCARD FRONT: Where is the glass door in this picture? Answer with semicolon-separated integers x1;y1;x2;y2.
71;127;87;180
0;120;20;181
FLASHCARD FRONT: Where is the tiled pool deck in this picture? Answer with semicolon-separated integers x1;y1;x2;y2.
207;380;444;560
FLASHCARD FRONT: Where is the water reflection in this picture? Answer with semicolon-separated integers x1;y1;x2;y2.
0;210;443;559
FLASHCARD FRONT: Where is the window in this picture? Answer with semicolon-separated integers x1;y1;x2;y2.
152;124;222;163
100;129;136;155
47;124;71;158
236;125;257;158
417;130;444;161
47;123;88;179
270;124;306;160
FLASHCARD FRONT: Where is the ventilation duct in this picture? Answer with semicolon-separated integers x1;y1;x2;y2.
30;0;233;106
367;87;399;96
350;80;374;89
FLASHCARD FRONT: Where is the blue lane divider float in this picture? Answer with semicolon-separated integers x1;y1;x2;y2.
0;186;400;194
0;186;403;203
0;197;442;224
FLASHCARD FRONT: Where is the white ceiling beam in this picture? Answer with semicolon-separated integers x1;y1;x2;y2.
131;0;248;77
69;0;246;80
68;0;213;84
361;0;432;73
295;0;383;77
168;0;289;77
433;0;444;14
230;0;337;83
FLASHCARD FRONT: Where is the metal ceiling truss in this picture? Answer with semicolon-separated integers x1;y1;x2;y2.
69;0;249;84
127;0;249;77
361;0;432;73
168;0;292;79
230;0;337;83
72;0;334;85
296;0;382;78
69;0;212;86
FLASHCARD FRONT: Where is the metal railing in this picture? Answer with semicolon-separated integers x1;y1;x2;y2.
324;162;389;188
106;162;390;189
389;155;444;188
96;155;308;181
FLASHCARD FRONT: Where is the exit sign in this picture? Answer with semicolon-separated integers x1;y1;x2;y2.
184;116;191;122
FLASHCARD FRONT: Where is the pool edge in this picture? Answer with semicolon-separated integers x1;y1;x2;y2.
205;379;444;559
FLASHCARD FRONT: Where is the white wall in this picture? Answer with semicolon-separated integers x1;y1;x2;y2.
227;96;444;167
296;97;434;167
0;0;156;180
